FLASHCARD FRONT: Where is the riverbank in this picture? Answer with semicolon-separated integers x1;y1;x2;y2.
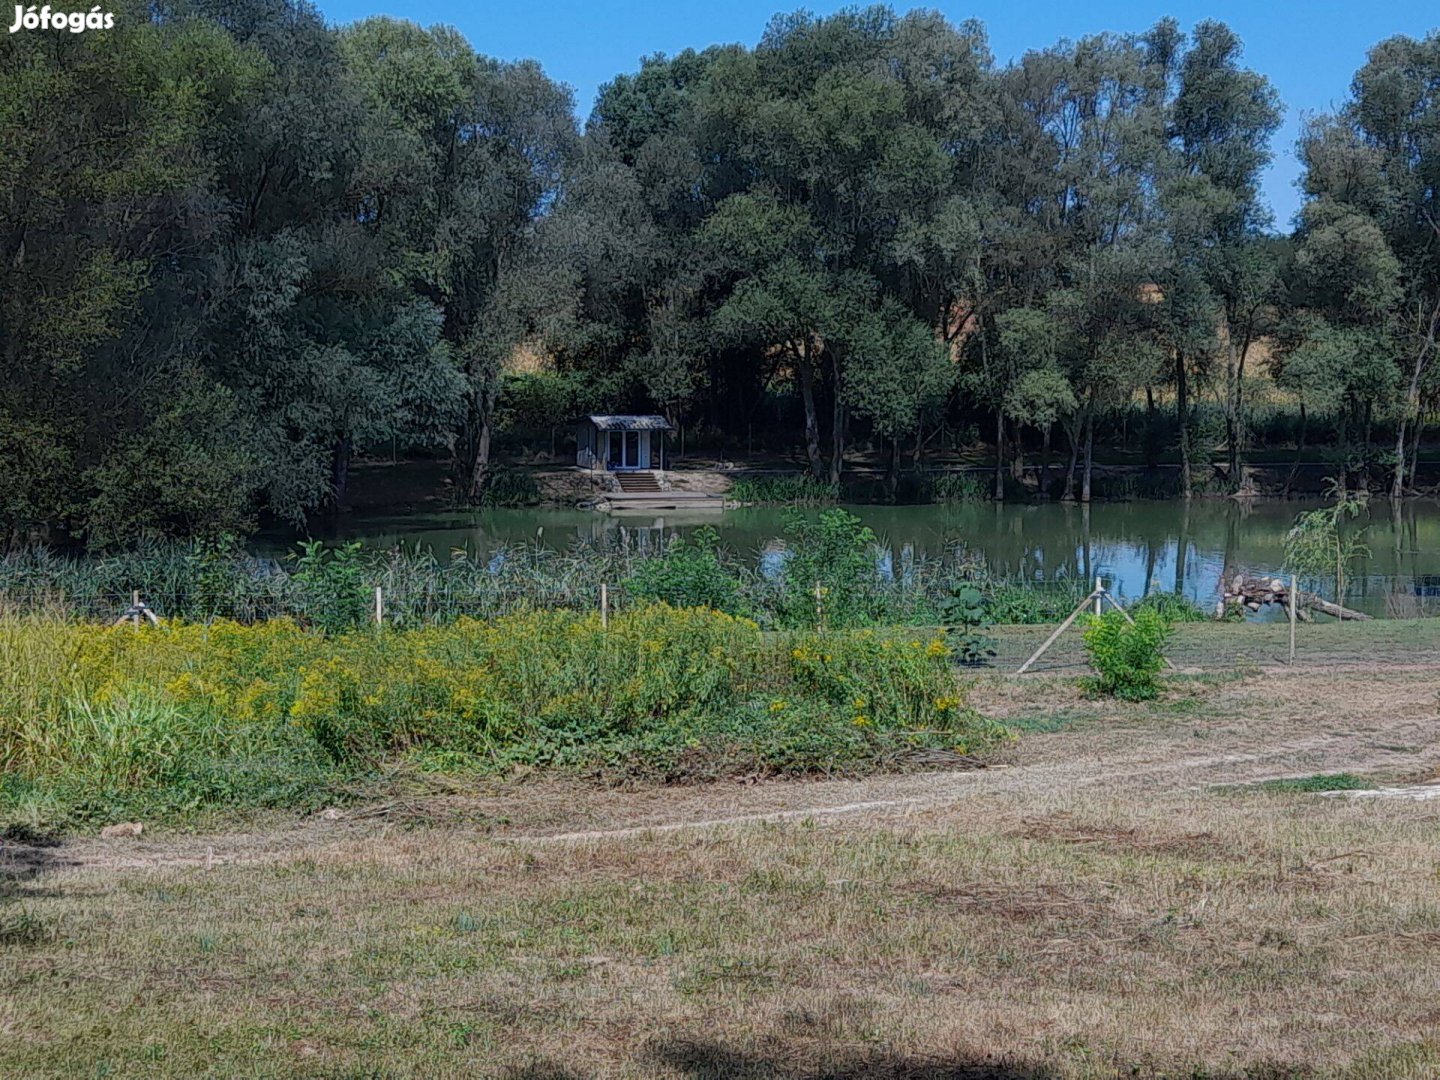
5;667;1438;1078
9;498;1440;621
339;455;1440;517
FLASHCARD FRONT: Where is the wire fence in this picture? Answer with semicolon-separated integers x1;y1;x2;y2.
980;619;1440;674
5;576;1440;675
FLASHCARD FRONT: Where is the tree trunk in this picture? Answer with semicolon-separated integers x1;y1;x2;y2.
1362;401;1373;490
1225;329;1245;484
1176;351;1192;500
1408;410;1424;490
797;346;824;479
330;435;352;509
994;407;1005;501
1080;407;1094;504
1061;419;1080;502
1396;302;1439;498
1039;424;1052;499
1143;385;1159;471
886;436;900;501
828;399;846;486
467;385;497;502
1285;401;1308;496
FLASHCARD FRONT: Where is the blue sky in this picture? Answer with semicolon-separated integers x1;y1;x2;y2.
319;0;1438;229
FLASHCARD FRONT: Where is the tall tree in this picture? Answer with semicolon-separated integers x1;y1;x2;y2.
1296;33;1440;497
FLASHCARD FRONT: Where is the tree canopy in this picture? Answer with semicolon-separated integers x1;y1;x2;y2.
3;3;1436;545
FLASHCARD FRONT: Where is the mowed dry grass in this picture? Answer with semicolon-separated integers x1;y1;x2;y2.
4;670;1440;1079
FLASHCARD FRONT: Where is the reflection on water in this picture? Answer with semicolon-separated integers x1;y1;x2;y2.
266;498;1440;616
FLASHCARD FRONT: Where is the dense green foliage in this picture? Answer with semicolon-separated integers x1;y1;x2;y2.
1127;591;1210;623
2;0;574;544
0;610;1004;825
1284;489;1371;598
1082;609;1175;700
727;476;840;505
623;527;747;615
5;4;1437;547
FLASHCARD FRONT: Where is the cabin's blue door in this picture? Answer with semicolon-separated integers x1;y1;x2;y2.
605;429;650;470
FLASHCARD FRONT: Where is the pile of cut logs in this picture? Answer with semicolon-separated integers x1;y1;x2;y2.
1216;573;1371;621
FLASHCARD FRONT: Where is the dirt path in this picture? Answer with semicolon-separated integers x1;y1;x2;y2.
12;669;1439;874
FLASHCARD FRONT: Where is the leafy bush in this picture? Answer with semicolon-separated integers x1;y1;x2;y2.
934;584;997;663
182;533;276;620
0;609;1006;826
624;527;747;615
1127;591;1208;623
776;509;881;629
1284;485;1369;599
728;475;839;505
1081;609;1173;701
984;580;1090;625
928;472;989;503
291;540;369;632
478;467;542;507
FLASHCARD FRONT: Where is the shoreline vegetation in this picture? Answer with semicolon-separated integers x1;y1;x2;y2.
1;512;1206;629
341;455;1440;515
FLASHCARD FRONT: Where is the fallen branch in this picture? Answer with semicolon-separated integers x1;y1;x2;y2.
1215;574;1371;621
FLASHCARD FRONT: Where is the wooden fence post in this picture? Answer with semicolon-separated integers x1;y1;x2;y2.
374;586;384;626
113;591;160;630
1016;584;1103;675
814;581;824;632
1288;574;1298;665
600;583;609;629
1094;577;1103;617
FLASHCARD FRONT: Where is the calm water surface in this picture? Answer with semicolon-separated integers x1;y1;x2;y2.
288;498;1440;616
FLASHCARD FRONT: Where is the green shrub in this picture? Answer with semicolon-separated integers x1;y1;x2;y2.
624;527;747;615
1127;591;1209;623
984;581;1089;625
478;467;542;507
928;472;989;503
1081;609;1173;701
291;541;369;632
728;475;839;505
777;509;881;629
934;584;997;663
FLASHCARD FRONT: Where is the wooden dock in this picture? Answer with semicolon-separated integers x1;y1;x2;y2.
595;471;725;511
603;490;725;511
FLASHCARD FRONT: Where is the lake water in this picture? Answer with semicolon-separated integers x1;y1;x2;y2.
295;498;1440;617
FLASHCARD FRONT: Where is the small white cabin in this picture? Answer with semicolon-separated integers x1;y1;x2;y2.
575;415;673;472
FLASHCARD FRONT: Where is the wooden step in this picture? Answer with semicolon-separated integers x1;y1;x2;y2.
615;472;662;492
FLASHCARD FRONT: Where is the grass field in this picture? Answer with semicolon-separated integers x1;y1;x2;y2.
4;665;1440;1078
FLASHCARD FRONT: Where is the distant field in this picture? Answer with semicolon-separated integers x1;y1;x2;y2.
4;667;1440;1078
